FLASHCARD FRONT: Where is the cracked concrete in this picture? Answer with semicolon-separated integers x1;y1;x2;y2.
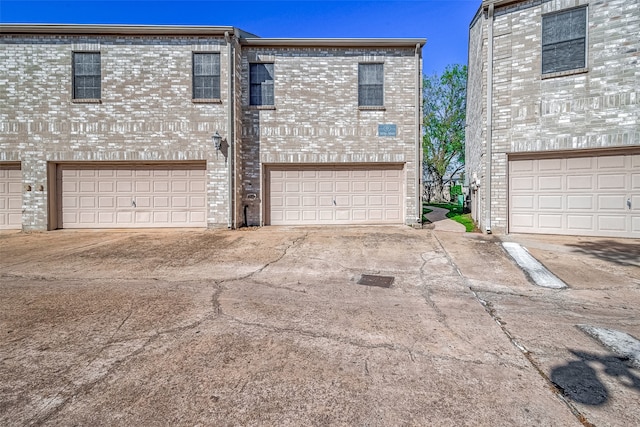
0;227;636;426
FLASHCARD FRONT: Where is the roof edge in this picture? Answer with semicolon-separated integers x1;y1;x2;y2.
241;38;426;48
0;24;258;38
481;0;526;10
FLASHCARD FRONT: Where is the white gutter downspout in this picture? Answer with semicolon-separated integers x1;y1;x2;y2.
485;4;494;234
225;30;235;229
415;42;423;224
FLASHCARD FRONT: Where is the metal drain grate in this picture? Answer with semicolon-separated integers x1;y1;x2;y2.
357;274;394;288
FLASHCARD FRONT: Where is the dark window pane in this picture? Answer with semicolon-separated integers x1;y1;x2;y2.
542;7;587;74
73;52;101;99
250;63;274;105
358;64;383;106
193;53;220;99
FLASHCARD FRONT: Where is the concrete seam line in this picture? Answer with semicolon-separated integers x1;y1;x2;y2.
431;232;594;427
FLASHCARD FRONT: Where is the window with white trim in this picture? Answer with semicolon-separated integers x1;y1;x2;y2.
73;52;101;100
358;63;384;107
193;53;221;99
542;7;587;74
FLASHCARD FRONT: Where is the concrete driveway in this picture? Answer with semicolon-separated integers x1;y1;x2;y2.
0;227;638;426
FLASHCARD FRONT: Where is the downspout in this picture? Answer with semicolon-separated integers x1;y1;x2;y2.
415;42;422;224
225;31;235;229
485;4;494;233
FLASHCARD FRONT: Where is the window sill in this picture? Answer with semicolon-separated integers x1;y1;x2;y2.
542;67;588;80
72;99;102;104
359;106;386;111
247;105;276;110
192;98;222;104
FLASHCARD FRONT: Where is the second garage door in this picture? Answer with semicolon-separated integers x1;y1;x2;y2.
0;163;22;230
60;163;207;228
509;153;640;238
267;165;404;225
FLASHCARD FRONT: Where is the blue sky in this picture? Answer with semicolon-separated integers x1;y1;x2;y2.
0;0;480;75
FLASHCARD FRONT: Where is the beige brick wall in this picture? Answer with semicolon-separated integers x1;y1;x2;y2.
0;34;232;230
240;46;421;225
467;0;640;234
1;32;422;230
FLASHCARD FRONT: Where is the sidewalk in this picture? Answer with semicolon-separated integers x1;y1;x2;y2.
424;205;466;232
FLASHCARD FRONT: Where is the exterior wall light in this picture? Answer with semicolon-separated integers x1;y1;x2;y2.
212;131;222;151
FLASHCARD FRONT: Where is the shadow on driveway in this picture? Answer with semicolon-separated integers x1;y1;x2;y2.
566;239;640;267
550;349;640;406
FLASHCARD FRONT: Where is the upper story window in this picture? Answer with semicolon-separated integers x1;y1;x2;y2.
542;7;587;74
250;63;274;106
193;53;221;100
73;52;101;100
358;63;384;107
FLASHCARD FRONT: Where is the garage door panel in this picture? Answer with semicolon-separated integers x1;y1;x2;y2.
512;195;534;209
510;154;637;237
539;176;562;190
598;195;626;210
98;181;114;192
511;160;534;172
539;195;563;210
302;210;317;220
539;159;562;171
318;182;333;192
511;214;534;227
190;196;206;208
385;209;401;220
598;156;625;169
632;216;640;233
369;182;383;192
511;177;534;191
567;175;593;190
567;215;593;230
172;196;188;208
352;181;366;192
318;196;333;206
116;181;133;192
598;215;626;231
61;164;206;228
335;181;350;192
598;174;625;189
567;195;593;210
567;157;593;170
302;197;317;207
538;215;562;229
2;164;23;229
269;165;404;225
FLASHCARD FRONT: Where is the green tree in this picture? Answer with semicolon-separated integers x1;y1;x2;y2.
423;64;467;202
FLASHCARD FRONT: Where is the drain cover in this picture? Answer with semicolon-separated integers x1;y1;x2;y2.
357;274;394;288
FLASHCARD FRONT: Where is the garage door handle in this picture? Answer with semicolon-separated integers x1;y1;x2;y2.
628;198;632;209
132;200;136;208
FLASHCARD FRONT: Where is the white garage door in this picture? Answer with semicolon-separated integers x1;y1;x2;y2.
60;163;207;228
0;163;22;230
268;165;404;225
509;153;640;238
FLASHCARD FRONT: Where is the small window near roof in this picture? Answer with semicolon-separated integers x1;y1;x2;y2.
358;63;384;107
250;63;274;106
542;7;587;74
73;52;101;100
193;53;221;99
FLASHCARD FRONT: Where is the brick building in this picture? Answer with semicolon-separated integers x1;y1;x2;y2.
0;25;425;230
466;0;639;238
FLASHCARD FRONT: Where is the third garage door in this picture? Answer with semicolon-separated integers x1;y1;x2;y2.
268;165;404;225
509;153;640;238
60;163;207;228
